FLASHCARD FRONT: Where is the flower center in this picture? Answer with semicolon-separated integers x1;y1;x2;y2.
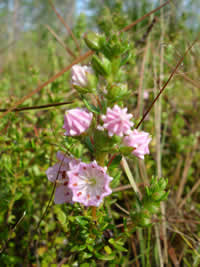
119;113;126;121
86;177;96;186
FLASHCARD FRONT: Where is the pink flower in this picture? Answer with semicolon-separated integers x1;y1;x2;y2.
123;129;151;159
101;105;134;137
46;152;80;204
143;90;149;100
63;108;93;136
67;161;113;207
71;64;93;88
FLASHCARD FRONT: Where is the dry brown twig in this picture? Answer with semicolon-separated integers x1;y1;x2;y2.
48;0;81;54
45;24;76;58
176;140;199;204
0;101;73;112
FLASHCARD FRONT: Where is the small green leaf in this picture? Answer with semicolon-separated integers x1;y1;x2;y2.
82;97;100;114
57;210;66;224
104;245;112;254
108;155;122;170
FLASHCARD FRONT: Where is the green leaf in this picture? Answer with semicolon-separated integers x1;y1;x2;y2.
75;216;89;226
56;210;66;225
108;155;122;170
84;136;94;153
82;97;100;114
95;252;115;261
104;245;112;254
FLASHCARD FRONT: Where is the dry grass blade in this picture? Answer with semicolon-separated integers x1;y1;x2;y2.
179;178;200;209
136;35;200;129
46;24;76;58
165;59;200;89
136;40;149;118
176;140;198;204
49;0;81;54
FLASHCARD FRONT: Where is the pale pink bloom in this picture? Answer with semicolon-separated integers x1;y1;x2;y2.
71;64;93;88
46;152;80;204
123;129;152;159
143;90;149;100
101;105;134;137
63;108;93;136
67;161;113;207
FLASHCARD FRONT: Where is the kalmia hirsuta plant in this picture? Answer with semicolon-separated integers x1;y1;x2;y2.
46;31;168;227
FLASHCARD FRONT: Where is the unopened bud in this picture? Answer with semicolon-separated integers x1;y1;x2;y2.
91;54;111;76
71;64;96;94
84;32;105;51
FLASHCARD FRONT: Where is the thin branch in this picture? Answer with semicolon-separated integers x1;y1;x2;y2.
136;40;149;118
0;101;73;112
176;140;198;204
0;211;26;254
112;184;132;193
179;178;200;209
119;0;170;33
136;17;158;45
49;0;81;54
0;50;93;120
46;24;76;58
164;59;200;90
35;152;68;230
136;36;199;129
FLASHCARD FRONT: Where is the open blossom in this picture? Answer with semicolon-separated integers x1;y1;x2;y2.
101;104;134;137
46;152;80;204
123;129;152;159
67;161;113;207
63;108;93;136
71;64;93;88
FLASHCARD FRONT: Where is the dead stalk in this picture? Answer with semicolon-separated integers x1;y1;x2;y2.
176;140;198;204
136;39;149;118
179;178;200;209
49;0;81;54
45;24;76;58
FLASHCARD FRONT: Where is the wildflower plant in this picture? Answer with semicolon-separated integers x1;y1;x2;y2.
45;30;168;239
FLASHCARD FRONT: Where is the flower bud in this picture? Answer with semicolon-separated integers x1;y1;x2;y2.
71;64;96;94
84;32;105;51
123;130;151;160
158;178;168;191
94;130;120;153
133;211;151;227
106;83;129;101
143;201;160;214
63;108;93;136
91;54;111;76
151;191;167;201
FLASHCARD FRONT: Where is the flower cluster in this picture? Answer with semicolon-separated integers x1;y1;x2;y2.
46;63;152;207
